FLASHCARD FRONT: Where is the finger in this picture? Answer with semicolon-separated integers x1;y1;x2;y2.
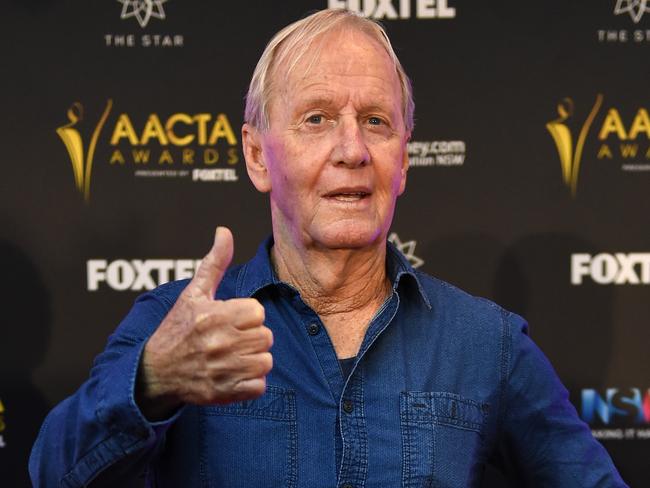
196;299;265;333
217;298;265;330
231;351;273;378
231;377;267;401
185;226;234;299
230;326;274;355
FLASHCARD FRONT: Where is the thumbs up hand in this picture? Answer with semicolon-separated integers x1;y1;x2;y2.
136;227;273;420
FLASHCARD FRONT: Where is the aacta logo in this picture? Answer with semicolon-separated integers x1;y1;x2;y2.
118;0;167;28
546;95;603;197
109;112;237;166
582;388;650;425
327;0;455;19
57;100;239;202
546;95;650;196
596;105;650;164
0;398;6;448
56;101;113;202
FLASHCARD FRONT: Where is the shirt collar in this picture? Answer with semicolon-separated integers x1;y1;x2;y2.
385;239;432;309
235;236;279;297
236;235;431;309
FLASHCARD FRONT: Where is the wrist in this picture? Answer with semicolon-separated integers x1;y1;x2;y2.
135;344;182;421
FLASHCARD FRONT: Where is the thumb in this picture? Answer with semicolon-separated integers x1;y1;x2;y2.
187;226;234;299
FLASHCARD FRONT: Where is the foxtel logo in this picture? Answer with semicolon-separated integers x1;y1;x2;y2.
327;0;455;19
571;253;650;285
87;259;200;291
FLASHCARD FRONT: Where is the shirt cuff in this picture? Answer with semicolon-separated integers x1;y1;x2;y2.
97;337;185;452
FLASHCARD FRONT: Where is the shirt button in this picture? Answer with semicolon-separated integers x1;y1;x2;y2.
342;484;354;488
307;323;320;335
343;400;354;414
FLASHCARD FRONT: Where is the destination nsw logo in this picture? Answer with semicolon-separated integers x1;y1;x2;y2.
581;388;650;440
56;100;240;202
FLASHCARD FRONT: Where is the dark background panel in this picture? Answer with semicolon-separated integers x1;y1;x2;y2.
1;0;648;485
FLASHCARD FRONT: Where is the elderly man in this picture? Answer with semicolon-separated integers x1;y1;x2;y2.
31;9;625;487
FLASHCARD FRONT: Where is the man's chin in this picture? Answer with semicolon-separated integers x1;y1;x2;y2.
311;224;385;251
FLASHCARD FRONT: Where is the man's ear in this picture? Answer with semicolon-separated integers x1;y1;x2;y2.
242;123;271;193
398;134;410;195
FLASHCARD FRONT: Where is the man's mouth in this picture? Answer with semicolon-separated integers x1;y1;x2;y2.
326;191;370;202
323;187;372;202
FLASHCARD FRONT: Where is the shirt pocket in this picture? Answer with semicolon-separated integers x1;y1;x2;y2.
400;391;487;488
200;385;297;488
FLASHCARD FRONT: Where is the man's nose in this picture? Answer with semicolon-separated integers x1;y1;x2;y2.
333;117;370;168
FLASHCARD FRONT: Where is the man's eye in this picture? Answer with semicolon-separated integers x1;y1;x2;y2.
368;117;383;125
307;114;323;124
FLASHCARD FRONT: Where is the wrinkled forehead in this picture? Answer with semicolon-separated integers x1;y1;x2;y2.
268;28;400;111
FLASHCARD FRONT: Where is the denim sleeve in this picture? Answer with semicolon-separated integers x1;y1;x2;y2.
29;286;184;487
499;311;628;487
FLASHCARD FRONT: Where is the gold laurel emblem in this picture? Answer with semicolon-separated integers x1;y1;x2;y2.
56;100;113;202
0;399;5;433
546;94;603;197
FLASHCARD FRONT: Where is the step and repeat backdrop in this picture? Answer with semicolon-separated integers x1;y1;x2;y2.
1;0;649;485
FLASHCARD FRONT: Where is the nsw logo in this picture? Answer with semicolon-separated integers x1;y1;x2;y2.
582;388;650;425
581;388;650;440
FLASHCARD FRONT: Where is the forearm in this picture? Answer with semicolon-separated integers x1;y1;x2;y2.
29;341;177;487
502;312;627;486
29;290;182;487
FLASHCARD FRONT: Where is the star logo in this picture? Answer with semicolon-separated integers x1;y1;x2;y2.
117;0;167;28
388;233;424;269
614;0;650;23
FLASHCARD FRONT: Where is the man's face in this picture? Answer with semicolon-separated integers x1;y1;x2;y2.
246;28;409;250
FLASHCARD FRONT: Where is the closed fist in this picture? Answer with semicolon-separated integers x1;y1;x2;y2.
137;227;273;419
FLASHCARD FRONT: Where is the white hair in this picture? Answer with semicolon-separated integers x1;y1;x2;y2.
244;9;415;132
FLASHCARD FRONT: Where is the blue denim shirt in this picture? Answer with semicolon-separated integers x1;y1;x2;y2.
30;238;626;487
